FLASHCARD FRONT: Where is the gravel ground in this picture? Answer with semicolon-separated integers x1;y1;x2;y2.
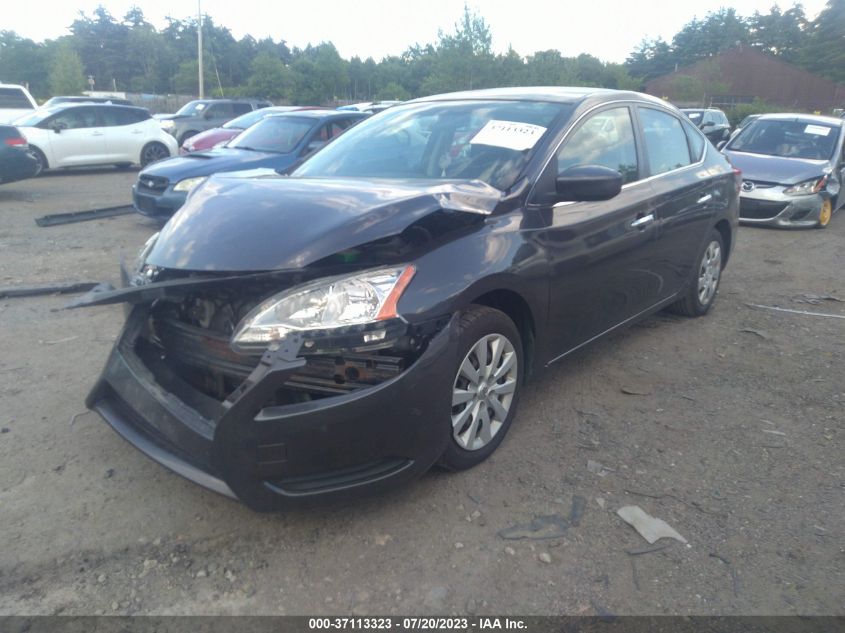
0;169;842;616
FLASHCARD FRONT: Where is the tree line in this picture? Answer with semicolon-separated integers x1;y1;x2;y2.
0;1;842;106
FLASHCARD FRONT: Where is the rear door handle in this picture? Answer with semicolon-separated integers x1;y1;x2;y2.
697;194;713;204
630;213;654;229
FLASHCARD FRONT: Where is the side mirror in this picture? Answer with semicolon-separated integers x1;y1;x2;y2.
555;165;623;202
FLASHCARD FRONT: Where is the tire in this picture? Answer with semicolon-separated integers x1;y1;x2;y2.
140;142;170;167
178;131;198;146
28;147;47;177
816;198;832;229
667;229;724;317
438;305;524;471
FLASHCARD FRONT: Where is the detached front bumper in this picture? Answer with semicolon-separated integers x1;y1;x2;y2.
739;190;829;228
87;306;457;511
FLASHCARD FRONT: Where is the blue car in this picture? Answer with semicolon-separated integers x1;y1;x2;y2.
132;110;368;218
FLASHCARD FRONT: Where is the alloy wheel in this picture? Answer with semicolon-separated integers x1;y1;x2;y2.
451;333;518;451
698;240;722;306
141;143;169;166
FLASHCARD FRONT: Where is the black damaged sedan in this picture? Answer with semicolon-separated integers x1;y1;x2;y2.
77;88;740;511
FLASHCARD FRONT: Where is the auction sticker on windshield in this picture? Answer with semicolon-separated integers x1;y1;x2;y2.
470;120;547;151
804;124;831;136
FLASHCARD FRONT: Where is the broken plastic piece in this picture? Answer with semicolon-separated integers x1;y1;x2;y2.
616;505;688;544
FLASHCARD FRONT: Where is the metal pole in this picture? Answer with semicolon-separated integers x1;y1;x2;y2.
197;0;204;98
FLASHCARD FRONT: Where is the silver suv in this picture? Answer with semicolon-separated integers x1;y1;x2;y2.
157;99;272;145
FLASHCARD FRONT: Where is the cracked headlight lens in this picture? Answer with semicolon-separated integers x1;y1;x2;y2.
231;266;415;352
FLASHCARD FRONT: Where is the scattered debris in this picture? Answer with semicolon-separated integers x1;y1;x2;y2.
69;411;90;426
1;428;9;434
35;205;133;227
629;558;641;591
41;335;78;345
795;293;844;305
538;552;552;564
587;460;614;477
621;385;653;396
709;552;741;596
596;497;606;509
0;281;103;299
762;429;786;436
374;534;392;546
454;542;464;550
740;328;771;340
747;303;845;320
616;505;688;545
626;542;672;556
499;496;586;540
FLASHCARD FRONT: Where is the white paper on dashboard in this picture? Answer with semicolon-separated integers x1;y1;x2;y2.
470;120;547;151
804;124;831;136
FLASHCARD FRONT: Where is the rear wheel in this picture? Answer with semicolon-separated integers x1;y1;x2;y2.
439;306;523;471
667;229;724;317
29;146;47;176
140;142;170;167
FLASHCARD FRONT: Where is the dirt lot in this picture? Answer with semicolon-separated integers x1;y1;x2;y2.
0;169;842;616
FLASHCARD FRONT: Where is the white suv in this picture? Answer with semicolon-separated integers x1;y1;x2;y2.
0;84;38;124
14;104;178;175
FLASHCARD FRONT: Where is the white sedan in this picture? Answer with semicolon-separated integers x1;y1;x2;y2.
14;104;178;175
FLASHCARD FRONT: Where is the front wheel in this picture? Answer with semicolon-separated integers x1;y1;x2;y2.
667;229;724;317
439;305;523;471
140;142;170;167
816;198;832;228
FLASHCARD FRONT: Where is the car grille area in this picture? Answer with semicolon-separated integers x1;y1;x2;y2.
740;199;787;220
137;175;169;193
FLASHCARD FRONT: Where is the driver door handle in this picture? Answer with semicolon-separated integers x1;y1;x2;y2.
630;213;654;229
697;193;713;204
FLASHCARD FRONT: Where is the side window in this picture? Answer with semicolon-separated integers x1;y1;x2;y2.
232;103;252;115
639;108;692;176
681;118;706;162
99;107;135;127
51;107;99;130
0;87;33;109
205;103;231;118
557;106;639;184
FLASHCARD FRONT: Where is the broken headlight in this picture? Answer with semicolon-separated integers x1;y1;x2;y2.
133;232;159;274
231;266;415;353
783;176;827;196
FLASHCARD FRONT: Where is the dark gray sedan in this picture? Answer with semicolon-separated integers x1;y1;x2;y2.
723;114;845;228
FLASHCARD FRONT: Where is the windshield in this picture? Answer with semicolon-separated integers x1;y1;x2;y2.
223;107;295;130
175;101;210;117
727;119;840;160
228;116;315;153
293;100;569;190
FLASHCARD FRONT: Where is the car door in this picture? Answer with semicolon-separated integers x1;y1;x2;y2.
636;107;719;297
528;104;664;358
42;106;107;167
99;107;144;162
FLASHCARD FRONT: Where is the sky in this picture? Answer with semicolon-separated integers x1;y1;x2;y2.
3;0;830;63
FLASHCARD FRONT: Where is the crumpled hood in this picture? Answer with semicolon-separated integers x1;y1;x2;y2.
140;148;295;180
147;175;502;272
724;150;830;185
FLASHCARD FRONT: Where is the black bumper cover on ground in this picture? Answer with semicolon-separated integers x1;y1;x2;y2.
87;307;458;511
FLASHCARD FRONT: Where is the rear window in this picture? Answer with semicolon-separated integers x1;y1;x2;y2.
0;87;34;109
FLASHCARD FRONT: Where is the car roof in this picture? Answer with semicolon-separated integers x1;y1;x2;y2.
755;113;844;126
411;86;668;108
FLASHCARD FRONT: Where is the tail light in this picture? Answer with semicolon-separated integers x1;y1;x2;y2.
4;137;27;147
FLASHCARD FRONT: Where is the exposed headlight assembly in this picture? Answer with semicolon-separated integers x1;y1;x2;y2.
173;176;207;192
784;176;827;196
231;266;415;353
